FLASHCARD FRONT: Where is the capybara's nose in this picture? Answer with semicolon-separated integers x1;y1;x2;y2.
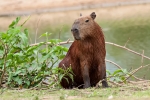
71;28;78;33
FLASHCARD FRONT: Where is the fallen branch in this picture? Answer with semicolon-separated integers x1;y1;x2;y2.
108;80;124;87
123;64;150;83
30;41;150;60
122;50;150;82
105;59;122;69
106;59;149;81
106;42;150;60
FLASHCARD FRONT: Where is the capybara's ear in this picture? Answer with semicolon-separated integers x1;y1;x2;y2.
90;12;96;20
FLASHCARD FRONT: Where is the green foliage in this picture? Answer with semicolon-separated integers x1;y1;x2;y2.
48;67;74;88
0;17;73;88
107;69;129;83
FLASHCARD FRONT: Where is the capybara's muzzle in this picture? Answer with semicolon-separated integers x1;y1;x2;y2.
71;28;81;40
71;28;78;33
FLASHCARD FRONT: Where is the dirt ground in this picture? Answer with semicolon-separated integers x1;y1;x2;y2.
0;0;141;14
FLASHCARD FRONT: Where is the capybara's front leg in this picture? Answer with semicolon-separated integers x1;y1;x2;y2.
102;64;109;88
102;71;108;88
102;79;108;88
82;64;91;88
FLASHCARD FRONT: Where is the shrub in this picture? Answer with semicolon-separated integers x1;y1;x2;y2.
0;17;73;88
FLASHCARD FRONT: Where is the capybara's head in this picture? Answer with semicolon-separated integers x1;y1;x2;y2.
71;12;97;40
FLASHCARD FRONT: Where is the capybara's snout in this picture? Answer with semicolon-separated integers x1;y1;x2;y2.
71;28;80;40
71;28;79;33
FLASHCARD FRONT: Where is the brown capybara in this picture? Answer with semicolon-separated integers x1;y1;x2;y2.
59;12;108;89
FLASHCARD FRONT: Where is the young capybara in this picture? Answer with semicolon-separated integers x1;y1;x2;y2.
59;12;108;89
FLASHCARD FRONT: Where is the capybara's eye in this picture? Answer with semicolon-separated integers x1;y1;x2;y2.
85;19;89;22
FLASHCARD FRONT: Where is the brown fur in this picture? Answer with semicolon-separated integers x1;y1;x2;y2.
59;12;108;88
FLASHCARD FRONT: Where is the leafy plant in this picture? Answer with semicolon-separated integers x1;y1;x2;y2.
48;67;74;88
0;17;72;88
107;69;129;83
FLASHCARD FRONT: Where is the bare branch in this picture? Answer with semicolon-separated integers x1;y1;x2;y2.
123;64;150;83
30;41;150;60
106;59;149;81
106;42;150;60
105;59;122;69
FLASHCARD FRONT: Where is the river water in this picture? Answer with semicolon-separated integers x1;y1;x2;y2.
0;4;150;79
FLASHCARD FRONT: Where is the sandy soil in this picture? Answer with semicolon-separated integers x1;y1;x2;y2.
0;3;150;32
0;0;138;14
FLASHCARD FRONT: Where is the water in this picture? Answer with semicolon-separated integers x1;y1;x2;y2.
104;17;150;79
0;5;150;79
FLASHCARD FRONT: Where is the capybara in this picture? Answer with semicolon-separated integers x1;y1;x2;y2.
59;12;108;89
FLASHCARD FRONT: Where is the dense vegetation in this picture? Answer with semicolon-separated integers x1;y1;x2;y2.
0;17;74;89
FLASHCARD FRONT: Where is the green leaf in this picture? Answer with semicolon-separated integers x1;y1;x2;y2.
68;73;74;82
58;54;65;59
8;72;13;82
114;77;122;82
39;32;52;38
18;78;22;85
9;20;16;28
1;33;8;40
39;51;51;63
59;74;65;81
63;77;69;83
48;82;55;87
9;17;21;28
14;70;22;75
0;50;4;57
24;28;29;37
18;32;28;46
27;44;41;53
122;69;128;74
121;76;125;81
112;69;123;76
14;52;24;57
106;70;111;75
49;39;62;44
26;80;30;86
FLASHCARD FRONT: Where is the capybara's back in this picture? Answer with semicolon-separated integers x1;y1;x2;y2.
59;12;108;89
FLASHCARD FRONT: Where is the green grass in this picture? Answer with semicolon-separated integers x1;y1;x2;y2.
1;83;150;100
